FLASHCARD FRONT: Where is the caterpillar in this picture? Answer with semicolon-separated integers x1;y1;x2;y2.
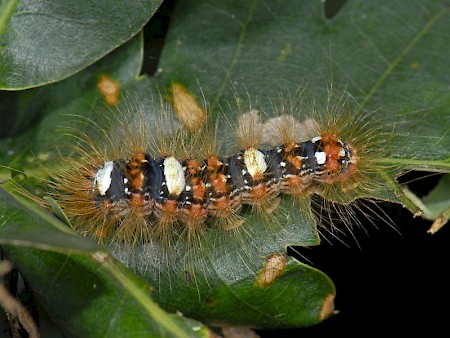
43;85;398;269
6;83;447;331
55;113;353;241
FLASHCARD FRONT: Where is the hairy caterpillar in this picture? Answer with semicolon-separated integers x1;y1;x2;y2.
4;83;448;331
1;0;448;334
39;85;404;269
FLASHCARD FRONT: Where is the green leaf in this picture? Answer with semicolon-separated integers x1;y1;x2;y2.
0;31;144;168
129;0;450;323
0;0;163;90
135;251;336;328
402;173;450;233
420;174;450;220
1;0;450;334
0;7;336;329
0;187;212;338
155;0;450;174
113;193;334;328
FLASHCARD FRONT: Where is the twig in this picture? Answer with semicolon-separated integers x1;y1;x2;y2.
0;260;40;338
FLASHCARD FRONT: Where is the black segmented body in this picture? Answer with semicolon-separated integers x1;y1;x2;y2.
92;136;355;225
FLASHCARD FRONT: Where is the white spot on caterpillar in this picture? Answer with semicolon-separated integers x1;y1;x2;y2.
315;151;327;165
93;161;114;196
164;156;186;196
339;148;346;157
311;136;321;144
244;148;268;177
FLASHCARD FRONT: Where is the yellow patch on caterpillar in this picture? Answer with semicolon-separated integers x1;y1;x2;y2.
163;156;186;197
243;148;267;179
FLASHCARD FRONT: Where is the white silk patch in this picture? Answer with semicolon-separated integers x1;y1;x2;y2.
164;156;186;196
243;148;268;178
93;161;114;196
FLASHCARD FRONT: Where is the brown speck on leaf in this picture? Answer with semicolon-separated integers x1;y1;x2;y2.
255;253;286;287
97;74;120;105
427;211;450;234
319;293;337;321
169;83;207;131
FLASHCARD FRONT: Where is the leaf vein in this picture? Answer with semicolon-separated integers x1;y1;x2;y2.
360;6;449;108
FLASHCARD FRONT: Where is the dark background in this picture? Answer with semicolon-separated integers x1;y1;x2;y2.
264;181;450;336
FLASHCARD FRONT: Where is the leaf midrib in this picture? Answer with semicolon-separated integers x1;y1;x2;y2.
211;0;258;110
359;6;449;108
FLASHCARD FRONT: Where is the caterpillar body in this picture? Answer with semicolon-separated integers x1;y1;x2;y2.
70;127;354;240
7;86;440;330
49;89;381;260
